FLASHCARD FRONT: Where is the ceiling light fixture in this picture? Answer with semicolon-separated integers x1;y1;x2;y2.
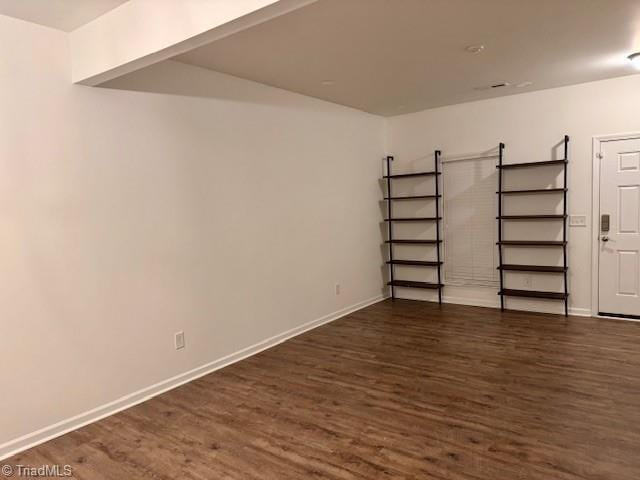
465;44;485;54
628;52;640;70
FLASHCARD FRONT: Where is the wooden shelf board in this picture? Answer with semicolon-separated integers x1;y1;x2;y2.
387;260;442;267
497;240;566;247
497;160;567;170
384;195;441;200
386;239;442;245
385;217;442;222
499;289;568;300
498;264;567;273
389;280;444;290
498;188;567;195
497;215;567;220
384;171;440;179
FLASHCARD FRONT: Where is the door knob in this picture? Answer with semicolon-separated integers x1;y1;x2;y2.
601;235;609;242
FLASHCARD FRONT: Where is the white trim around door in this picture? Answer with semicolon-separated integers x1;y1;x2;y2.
591;132;640;319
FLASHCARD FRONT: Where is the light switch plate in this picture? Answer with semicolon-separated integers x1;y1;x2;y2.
569;215;587;227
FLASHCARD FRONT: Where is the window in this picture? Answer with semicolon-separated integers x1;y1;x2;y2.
442;157;499;287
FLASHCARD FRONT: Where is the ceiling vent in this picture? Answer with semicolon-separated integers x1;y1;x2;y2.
475;82;512;91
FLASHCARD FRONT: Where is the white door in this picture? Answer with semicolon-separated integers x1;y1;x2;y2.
599;137;640;317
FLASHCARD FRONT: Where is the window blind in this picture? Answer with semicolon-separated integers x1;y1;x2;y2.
442;157;499;287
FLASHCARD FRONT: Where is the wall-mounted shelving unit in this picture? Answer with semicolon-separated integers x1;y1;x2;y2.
496;136;570;315
384;152;444;303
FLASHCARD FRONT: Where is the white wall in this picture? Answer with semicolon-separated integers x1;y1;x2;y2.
386;74;640;315
0;15;385;454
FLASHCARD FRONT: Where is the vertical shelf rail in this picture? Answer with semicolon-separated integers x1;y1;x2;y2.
562;135;570;316
497;143;505;311
434;150;443;304
496;136;570;316
386;155;395;300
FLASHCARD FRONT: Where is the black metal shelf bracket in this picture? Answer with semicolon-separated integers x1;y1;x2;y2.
562;135;569;316
434;150;443;304
497;143;505;311
386;156;395;299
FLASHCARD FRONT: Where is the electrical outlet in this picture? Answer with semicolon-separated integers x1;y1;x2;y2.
175;331;185;350
335;283;341;295
569;215;587;227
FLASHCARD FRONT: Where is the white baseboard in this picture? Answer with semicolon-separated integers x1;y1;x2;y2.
438;299;612;319
442;295;500;309
438;294;592;317
0;294;385;461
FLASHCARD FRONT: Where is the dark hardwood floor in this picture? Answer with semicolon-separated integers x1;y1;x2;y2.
5;300;640;479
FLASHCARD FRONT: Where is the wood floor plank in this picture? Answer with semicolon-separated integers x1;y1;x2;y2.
4;300;640;479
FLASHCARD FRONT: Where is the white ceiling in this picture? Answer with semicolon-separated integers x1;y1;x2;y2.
0;0;128;31
175;0;640;116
